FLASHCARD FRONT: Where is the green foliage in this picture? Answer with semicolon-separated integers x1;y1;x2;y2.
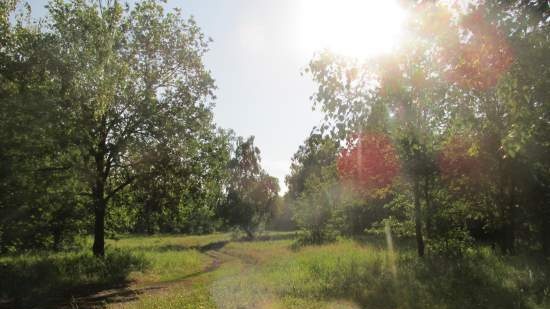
292;166;341;245
221;136;280;238
1;0;232;254
301;1;550;257
285;132;339;200
0;1;88;252
268;196;297;231
426;227;474;258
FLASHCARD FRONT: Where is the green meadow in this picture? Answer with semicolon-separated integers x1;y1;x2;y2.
2;1;549;308
2;232;548;309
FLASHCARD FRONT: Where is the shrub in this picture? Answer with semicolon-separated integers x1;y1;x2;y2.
292;169;341;246
426;227;474;258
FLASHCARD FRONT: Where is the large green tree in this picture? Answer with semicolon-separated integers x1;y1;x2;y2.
43;0;215;256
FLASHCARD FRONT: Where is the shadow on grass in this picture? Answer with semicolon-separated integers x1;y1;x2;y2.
61;285;162;309
233;231;300;244
129;240;231;253
352;234;417;251
0;249;149;309
252;232;299;242
198;240;230;252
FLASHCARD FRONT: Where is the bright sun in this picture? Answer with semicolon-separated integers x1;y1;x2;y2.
298;0;408;59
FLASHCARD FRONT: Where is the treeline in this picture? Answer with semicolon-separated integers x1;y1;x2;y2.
285;1;549;257
0;0;279;255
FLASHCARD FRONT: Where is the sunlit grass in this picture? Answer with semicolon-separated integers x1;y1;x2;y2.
20;233;539;309
107;234;230;285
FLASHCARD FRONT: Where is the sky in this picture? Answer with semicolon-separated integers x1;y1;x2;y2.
25;0;409;192
168;1;327;193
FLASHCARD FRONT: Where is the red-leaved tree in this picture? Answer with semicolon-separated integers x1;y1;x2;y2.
337;133;400;198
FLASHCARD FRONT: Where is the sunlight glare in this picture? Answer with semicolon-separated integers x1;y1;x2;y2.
298;0;407;59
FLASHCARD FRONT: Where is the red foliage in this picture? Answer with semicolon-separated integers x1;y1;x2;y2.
437;136;483;184
441;8;514;90
337;133;400;196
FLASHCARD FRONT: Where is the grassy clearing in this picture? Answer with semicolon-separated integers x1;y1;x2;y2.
107;234;230;285
108;234;550;309
232;240;550;309
1;233;548;309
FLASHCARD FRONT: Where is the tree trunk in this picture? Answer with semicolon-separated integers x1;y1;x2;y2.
542;215;550;257
92;119;109;257
424;177;433;239
244;227;255;240
52;227;62;251
540;202;550;257
414;179;425;257
92;192;106;257
502;222;515;255
501;183;517;255
92;147;107;257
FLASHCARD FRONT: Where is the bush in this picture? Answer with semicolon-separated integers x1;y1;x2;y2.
0;249;149;307
426;227;474;258
292;169;341;246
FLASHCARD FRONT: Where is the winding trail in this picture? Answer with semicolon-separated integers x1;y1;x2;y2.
64;245;244;309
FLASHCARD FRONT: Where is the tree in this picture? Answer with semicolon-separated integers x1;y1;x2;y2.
285;132;340;242
286;132;339;200
130;128;231;235
307;48;445;256
1;1;88;252
337;133;400;198
425;1;550;254
45;0;215;256
222;136;280;239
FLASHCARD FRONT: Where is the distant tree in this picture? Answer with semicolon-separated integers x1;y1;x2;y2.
286;132;339;200
267;195;296;231
129;128;231;235
286;133;341;242
222;136;280;239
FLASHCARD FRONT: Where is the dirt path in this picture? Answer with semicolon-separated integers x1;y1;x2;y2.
64;247;242;309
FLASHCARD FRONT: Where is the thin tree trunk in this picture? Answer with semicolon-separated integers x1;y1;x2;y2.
542;212;550;257
414;179;425;257
52;227;62;251
424;177;433;239
245;227;254;240
501;178;516;255
503;222;515;254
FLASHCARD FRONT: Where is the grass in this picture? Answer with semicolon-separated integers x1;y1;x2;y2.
106;234;230;285
0;248;149;308
1;232;549;309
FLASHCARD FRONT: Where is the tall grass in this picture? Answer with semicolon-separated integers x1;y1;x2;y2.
0;249;149;307
108;234;227;284
3;233;548;309
258;241;550;309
